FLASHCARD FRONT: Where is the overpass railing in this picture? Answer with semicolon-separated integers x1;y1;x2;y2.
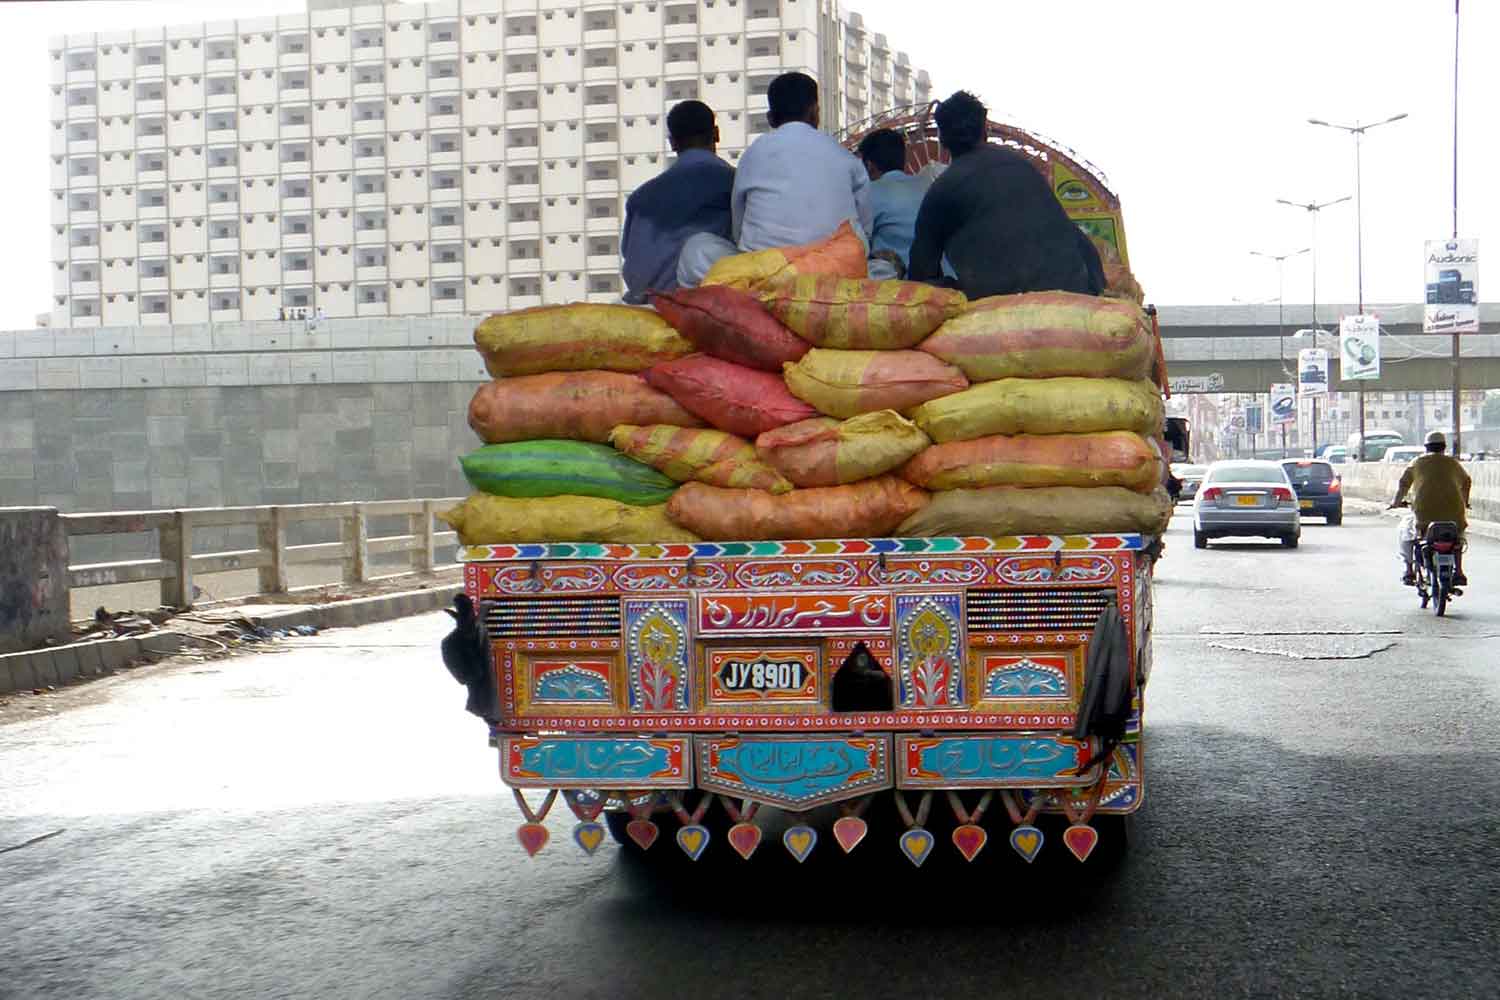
61;499;464;608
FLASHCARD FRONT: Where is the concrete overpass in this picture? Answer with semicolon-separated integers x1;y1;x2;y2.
1158;302;1500;393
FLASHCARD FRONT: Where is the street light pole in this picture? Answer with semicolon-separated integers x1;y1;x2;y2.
1251;248;1310;458
1278;197;1350;457
1308;112;1408;459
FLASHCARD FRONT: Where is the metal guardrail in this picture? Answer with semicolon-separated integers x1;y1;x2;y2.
60;498;463;607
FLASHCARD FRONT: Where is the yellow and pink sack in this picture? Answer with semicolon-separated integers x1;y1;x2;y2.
756;411;931;488
610;424;793;494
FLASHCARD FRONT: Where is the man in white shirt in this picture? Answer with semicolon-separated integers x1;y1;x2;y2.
677;72;872;286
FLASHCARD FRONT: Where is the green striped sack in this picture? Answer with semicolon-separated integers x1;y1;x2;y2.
459;440;678;506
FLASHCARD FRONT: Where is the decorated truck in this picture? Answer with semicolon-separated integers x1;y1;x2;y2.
442;106;1167;867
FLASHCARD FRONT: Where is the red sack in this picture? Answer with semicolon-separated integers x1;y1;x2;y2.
644;354;818;438
650;286;810;372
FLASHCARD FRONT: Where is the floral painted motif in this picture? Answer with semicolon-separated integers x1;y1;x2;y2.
625;601;690;712
896;594;964;708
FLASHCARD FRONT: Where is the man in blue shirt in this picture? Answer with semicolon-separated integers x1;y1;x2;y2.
856;128;928;279
619;100;734;303
677;72;871;284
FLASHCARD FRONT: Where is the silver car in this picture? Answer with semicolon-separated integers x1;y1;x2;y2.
1193;460;1302;549
1171;463;1206;503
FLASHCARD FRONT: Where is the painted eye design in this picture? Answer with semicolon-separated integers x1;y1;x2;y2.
1056;180;1091;201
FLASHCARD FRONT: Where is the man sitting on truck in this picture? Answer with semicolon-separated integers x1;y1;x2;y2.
677;72;872;284
857;128;928;279
1392;431;1472;586
907;90;1105;299
619;100;735;302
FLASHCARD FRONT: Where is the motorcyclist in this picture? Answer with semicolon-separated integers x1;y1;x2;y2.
1390;430;1472;586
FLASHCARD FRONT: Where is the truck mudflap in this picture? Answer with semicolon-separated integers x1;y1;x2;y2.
473;534;1152;865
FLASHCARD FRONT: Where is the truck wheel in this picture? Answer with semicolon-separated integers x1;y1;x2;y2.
1194;530;1208;549
1082;813;1136;867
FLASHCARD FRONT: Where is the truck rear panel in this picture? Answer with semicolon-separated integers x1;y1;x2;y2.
466;533;1154;864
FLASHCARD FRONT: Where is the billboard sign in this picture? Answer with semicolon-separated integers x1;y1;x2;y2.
1270;383;1297;425
1246;401;1263;435
1423;238;1479;333
1298;349;1329;396
1339;314;1381;380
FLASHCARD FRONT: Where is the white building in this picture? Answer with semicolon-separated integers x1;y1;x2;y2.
47;0;931;328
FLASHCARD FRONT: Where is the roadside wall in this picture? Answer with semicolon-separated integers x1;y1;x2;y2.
0;315;493;562
1338;461;1500;523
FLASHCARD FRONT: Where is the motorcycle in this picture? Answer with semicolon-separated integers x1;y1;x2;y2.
1394;504;1464;616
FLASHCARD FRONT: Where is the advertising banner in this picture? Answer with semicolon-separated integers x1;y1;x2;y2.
1298;349;1329;396
1270;383;1297;426
1423;238;1479;333
1246;401;1263;435
1338;314;1381;380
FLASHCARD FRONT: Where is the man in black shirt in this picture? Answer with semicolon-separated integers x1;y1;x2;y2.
907;91;1103;299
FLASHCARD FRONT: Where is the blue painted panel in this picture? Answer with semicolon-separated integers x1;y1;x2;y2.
697;737;892;808
985;660;1068;698
901;735;1093;787
533;667;610;703
507;738;687;787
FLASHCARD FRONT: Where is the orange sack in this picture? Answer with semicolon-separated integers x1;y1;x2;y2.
700;220;868;291
900;431;1162;493
761;275;967;350
644;354;818;438
649;286;810;372
666;476;930;541
468;372;703;445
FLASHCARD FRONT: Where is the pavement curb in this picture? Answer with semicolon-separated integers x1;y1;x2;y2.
0;578;461;698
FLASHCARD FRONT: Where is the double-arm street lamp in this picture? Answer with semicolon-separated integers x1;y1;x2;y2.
1250;247;1311;377
1275;199;1350;457
1250;248;1311;457
1307;113;1409;456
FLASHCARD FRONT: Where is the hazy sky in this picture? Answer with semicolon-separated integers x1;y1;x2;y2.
2;0;1491;328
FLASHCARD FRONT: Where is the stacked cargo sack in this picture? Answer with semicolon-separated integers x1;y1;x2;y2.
644;227;949;540
898;290;1173;537
446;221;1171;545
443;303;709;545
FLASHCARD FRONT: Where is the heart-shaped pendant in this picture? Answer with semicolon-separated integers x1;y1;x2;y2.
1063;823;1098;863
832;815;868;854
727;822;762;860
572;821;606;856
951;823;987;862
626;818;659;851
1009;825;1044;863
516;822;550;858
675;824;711;861
898;828;935;867
783;826;818;863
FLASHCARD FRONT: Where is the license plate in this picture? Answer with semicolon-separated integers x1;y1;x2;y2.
1299;499;1313;509
1236;495;1259;507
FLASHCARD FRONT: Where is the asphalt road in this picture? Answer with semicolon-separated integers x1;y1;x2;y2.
4;508;1500;1000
